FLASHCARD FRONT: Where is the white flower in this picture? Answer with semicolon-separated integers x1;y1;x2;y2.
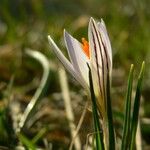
48;17;112;117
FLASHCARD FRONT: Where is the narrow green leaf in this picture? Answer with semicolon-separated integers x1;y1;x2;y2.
121;64;134;150
88;64;104;150
106;72;115;150
129;61;145;150
18;133;36;150
32;127;47;144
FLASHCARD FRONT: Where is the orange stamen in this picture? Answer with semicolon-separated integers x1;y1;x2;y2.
81;38;90;59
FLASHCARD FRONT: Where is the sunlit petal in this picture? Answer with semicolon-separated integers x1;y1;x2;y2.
48;35;87;88
64;30;90;85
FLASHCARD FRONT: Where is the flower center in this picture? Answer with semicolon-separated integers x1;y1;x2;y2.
81;38;90;59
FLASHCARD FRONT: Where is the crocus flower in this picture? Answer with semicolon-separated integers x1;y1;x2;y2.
48;17;112;119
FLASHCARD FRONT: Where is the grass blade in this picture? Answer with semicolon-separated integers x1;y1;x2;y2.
129;61;145;150
19;49;50;130
59;67;81;150
106;72;115;150
121;64;134;150
88;65;104;150
32;127;47;144
18;133;36;150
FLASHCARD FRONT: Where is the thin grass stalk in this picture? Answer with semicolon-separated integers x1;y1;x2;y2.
19;49;50;130
32;127;47;144
129;61;145;150
121;64;134;150
88;65;104;150
106;72;115;150
59;67;81;150
69;101;88;150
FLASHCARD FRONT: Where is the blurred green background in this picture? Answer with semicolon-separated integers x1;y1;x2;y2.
0;0;150;149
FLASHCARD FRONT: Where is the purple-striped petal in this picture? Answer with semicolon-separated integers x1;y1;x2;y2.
97;19;112;72
88;17;109;112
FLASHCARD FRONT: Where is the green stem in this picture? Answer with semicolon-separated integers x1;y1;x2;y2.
106;72;115;150
129;61;145;150
121;64;134;150
88;65;104;150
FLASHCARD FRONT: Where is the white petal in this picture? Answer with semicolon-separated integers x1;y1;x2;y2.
97;19;112;71
88;17;107;108
48;35;88;88
64;30;90;85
